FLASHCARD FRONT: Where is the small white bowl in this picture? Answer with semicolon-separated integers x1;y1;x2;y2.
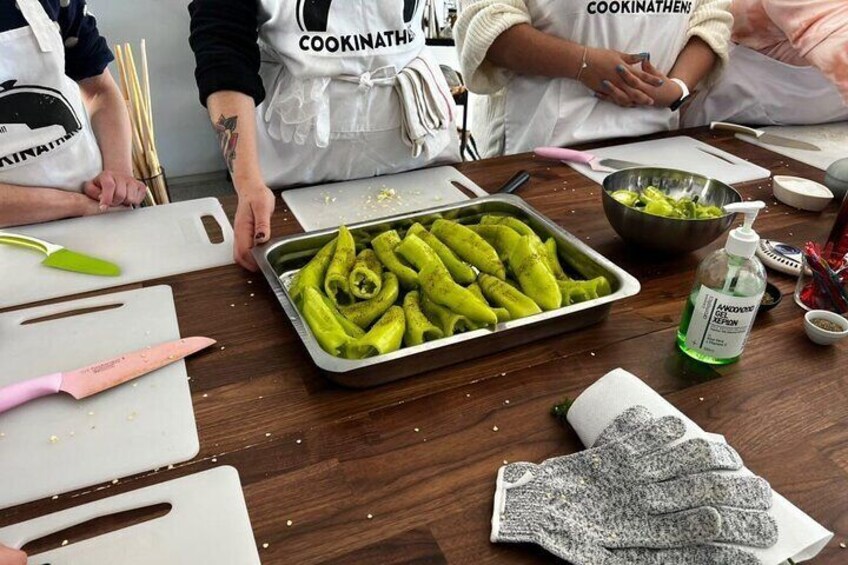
773;175;833;212
804;310;848;345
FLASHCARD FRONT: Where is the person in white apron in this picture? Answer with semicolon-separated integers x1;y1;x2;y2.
189;0;461;271
0;0;146;228
454;0;733;157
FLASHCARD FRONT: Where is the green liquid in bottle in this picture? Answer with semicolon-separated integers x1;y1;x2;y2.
676;292;741;365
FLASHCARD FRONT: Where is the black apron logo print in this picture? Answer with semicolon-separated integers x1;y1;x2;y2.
0;80;82;170
296;0;420;53
296;0;419;32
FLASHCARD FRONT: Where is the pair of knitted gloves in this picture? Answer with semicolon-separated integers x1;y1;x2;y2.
491;406;778;564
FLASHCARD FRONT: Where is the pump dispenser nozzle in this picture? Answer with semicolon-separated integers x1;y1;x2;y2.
723;201;766;258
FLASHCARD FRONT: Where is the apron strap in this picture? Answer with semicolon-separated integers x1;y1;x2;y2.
16;0;57;53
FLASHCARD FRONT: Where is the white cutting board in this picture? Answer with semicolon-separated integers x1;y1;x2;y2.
0;466;260;565
0;198;234;309
735;122;848;171
568;136;771;186
0;286;199;509
281;166;488;231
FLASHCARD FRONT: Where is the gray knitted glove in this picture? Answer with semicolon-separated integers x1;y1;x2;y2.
491;409;777;565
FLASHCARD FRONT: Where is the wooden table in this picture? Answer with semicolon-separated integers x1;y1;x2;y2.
3;127;846;563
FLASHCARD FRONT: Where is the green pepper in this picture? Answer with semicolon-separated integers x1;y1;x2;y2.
696;205;723;219
610;190;639;207
431;219;506;279
402;291;445;346
348;249;383;299
371;229;419;289
344;306;406;359
339;272;399;329
558;276;612;306
479;215;540;240
318;292;365;338
467;282;511;322
509;235;562;311
288;237;338;305
324;226;356;306
395;233;443;271
407;223;476;284
421;293;479;336
639;186;668;205
419;262;498;325
300;287;353;356
544;238;570;281
644;199;676;218
478;273;541;319
468;224;521;262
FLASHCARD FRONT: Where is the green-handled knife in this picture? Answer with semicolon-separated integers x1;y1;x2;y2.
0;231;121;276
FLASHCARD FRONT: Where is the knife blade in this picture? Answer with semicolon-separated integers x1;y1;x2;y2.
598;158;644;170
0;337;216;414
710;122;821;151
0;231;121;276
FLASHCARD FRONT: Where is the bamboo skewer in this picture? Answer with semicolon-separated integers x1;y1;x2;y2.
114;40;169;205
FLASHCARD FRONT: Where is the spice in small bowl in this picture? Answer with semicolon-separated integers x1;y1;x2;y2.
759;283;782;313
803;310;848;345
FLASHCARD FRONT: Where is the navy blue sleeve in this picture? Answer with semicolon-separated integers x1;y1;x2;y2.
59;0;114;82
188;0;265;107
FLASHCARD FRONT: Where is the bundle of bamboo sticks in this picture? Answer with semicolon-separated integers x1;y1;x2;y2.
114;40;169;206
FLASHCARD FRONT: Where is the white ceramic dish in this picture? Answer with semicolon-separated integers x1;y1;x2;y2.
803;310;848;345
773;175;834;212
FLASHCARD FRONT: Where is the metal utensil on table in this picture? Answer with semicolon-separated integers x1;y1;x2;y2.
253;195;640;388
710;122;821;151
534;146;644;173
601;167;743;253
0;231;121;277
496;170;531;194
0;337;216;414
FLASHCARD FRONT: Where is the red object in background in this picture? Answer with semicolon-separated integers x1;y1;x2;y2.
826;191;848;257
798;242;848;314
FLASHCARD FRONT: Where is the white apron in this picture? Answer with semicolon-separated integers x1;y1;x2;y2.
682;45;848;127
255;0;460;188
504;0;693;154
0;0;102;191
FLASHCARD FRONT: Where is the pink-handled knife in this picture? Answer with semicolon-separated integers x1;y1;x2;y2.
0;337;216;415
534;146;644;173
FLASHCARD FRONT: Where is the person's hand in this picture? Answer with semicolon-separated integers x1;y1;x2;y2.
0;544;27;565
84;170;147;210
579;48;664;107
233;181;275;271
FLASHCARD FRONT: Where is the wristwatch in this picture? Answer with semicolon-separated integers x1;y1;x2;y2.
668;78;690;111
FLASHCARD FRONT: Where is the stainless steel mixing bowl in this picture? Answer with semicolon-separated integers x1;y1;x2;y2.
602;167;743;253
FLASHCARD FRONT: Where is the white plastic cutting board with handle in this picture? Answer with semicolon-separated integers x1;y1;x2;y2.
734;122;848;171
0;286;199;510
0;466;260;565
567;136;771;186
0;198;234;309
281;166;488;231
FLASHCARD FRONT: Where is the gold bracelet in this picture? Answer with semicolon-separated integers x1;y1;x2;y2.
575;46;589;82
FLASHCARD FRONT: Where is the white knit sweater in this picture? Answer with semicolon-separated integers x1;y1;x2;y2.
455;0;733;157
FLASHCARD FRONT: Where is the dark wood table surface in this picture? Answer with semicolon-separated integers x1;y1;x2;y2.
2;127;846;564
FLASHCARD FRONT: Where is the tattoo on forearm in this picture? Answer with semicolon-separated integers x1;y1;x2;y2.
214;115;239;174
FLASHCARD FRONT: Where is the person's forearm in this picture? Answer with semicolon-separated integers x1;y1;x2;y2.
487;24;584;79
79;70;134;175
0;184;94;227
668;37;717;89
206;90;264;193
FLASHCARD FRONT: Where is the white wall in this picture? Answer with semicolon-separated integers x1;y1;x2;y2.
89;0;222;177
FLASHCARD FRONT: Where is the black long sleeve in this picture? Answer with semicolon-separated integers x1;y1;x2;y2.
188;0;265;107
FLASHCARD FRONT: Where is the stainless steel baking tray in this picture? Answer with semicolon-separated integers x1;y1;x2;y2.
254;194;640;388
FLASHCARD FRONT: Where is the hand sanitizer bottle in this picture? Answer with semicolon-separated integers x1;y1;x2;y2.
677;202;767;364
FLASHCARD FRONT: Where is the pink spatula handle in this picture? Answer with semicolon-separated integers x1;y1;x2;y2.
534;146;595;164
0;373;63;415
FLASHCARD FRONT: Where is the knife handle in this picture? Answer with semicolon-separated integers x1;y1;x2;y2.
0;373;63;415
710;122;762;138
0;231;58;256
534;147;594;165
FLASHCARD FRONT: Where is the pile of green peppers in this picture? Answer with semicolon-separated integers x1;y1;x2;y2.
288;216;613;360
610;186;724;219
